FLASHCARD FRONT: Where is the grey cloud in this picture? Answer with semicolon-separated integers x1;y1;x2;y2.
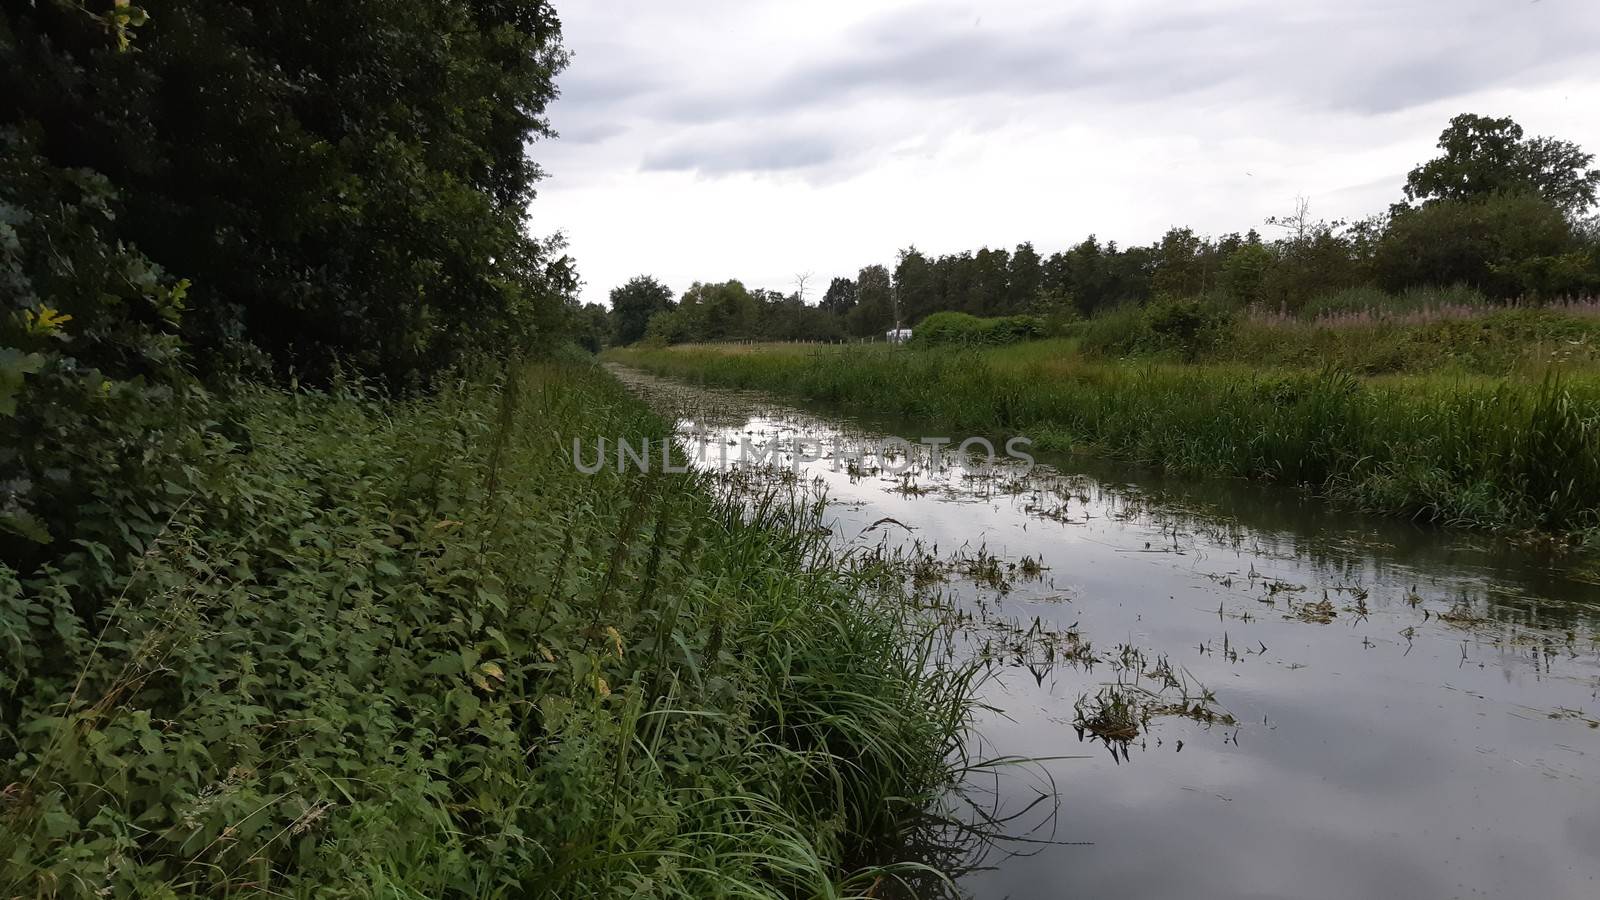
641;133;840;175
652;0;1600;125
559;122;626;145
548;0;1600;180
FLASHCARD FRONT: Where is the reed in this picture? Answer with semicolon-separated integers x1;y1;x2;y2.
607;344;1600;541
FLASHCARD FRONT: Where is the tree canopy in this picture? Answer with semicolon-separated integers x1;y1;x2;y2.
2;0;574;386
610;275;675;345
1404;113;1600;216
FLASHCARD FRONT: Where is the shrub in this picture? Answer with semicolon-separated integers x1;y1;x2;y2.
1071;299;1233;360
1142;298;1234;359
911;312;1043;347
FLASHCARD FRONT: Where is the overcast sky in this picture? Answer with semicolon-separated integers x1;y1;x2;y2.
531;0;1600;306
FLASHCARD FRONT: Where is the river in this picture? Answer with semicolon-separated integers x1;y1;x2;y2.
609;364;1600;900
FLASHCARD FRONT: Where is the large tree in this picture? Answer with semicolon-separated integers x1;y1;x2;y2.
610;275;675;345
1404;114;1600;216
2;0;573;385
819;276;857;316
849;265;894;337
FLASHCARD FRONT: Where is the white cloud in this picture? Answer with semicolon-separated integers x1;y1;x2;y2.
531;0;1600;304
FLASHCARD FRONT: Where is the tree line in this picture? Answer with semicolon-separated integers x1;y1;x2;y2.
610;113;1600;346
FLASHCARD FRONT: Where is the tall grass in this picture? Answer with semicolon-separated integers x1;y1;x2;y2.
0;360;977;897
1055;296;1600;376
607;345;1600;540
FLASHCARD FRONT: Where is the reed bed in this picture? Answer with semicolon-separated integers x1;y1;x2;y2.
607;345;1600;541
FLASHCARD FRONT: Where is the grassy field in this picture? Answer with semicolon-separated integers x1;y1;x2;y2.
607;332;1600;542
0;360;975;898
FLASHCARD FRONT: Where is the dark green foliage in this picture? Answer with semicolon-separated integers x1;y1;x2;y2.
1071;298;1234;361
2;5;978;896
849;265;895;336
820;276;857;316
1404;113;1600;215
609;275;675;346
2;0;575;385
640;279;845;346
573;302;611;353
0;127;213;573
758;293;846;342
1140;298;1234;360
1219;237;1271;305
0;361;972;896
911;312;1043;347
1376;193;1594;298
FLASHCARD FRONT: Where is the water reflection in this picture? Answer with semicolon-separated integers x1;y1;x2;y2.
611;365;1600;900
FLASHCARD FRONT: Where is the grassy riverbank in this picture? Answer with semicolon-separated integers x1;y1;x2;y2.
1;360;973;897
606;342;1600;541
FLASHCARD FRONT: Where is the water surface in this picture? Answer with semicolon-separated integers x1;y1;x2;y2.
610;365;1600;900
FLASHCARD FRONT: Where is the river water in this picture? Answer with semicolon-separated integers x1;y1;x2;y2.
609;365;1600;900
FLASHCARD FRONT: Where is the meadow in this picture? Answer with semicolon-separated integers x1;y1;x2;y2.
607;305;1600;541
0;360;977;898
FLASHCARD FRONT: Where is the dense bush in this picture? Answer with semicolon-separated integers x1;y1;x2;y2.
0;127;216;578
1376;193;1595;299
1071;299;1234;361
911;312;1043;347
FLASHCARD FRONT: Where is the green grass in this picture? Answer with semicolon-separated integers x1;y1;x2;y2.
606;344;1600;541
0;360;977;897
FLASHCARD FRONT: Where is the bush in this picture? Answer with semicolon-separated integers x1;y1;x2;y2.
1071;299;1233;361
911;312;1043;346
0;127;221;579
1143;297;1234;359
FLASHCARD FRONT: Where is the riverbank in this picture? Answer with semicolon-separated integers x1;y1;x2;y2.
605;343;1600;542
607;363;1600;900
0;360;973;897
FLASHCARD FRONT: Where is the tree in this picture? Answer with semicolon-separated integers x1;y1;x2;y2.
1150;227;1210;299
971;247;1011;315
574;302;610;353
893;247;937;323
2;0;574;386
792;271;812;305
680;280;759;341
820;277;857;316
1376;193;1585;298
610;275;675;345
1220;233;1271;305
1405;114;1600;216
1006;242;1043;313
849;265;894;337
